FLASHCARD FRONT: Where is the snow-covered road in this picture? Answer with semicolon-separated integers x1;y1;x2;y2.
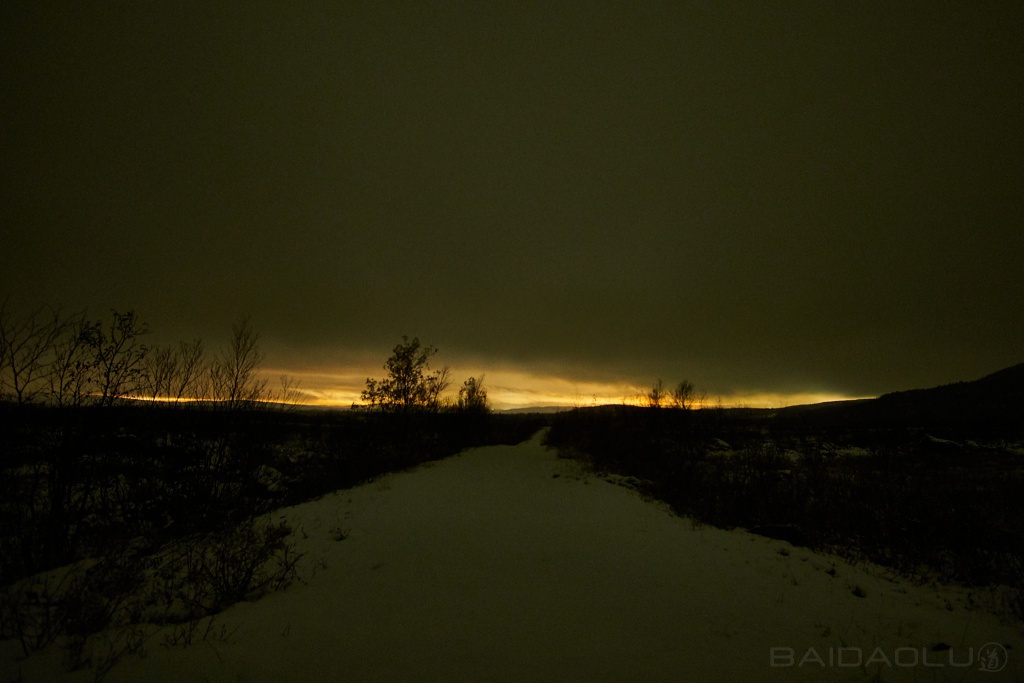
6;430;1021;681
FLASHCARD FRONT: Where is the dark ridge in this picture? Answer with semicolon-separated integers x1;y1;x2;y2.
775;362;1024;437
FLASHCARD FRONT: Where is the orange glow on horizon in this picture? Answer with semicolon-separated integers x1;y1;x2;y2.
260;366;870;411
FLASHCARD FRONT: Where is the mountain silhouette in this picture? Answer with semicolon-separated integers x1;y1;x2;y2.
778;362;1024;436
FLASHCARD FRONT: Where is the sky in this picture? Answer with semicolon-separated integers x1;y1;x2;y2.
2;2;1023;409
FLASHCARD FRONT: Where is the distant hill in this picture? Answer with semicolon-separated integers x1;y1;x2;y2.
777;362;1024;435
496;405;572;414
878;362;1024;403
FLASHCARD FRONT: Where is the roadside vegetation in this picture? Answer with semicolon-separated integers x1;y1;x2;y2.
0;303;543;679
545;387;1024;622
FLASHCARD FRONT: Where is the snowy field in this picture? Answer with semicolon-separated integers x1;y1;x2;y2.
3;430;1020;682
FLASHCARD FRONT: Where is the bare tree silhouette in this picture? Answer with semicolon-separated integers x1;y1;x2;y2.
210;316;269;409
645;378;665;408
48;312;96;407
362;336;450;412
670;379;702;410
91;310;150;407
458;375;489;413
0;302;64;404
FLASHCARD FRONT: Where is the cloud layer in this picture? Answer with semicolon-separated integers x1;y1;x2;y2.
3;2;1022;402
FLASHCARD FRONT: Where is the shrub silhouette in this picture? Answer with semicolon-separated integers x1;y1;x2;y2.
457;375;489;413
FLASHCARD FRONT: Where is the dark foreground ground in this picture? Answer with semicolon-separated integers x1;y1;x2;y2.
2;366;1022;679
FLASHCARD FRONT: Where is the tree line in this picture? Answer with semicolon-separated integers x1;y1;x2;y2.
1;302;489;413
0;302;295;409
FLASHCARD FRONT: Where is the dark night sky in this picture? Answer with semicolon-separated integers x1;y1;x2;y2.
3;2;1023;407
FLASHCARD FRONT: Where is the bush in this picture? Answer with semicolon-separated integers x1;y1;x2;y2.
0;516;300;680
173;517;301;618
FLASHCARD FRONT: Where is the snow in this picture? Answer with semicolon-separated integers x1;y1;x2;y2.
3;430;1021;681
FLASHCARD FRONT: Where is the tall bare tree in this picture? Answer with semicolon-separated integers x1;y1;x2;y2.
425;365;451;411
92;310;150;407
173;338;207;402
0;303;65;404
210;316;268;409
142;344;179;401
48;313;98;407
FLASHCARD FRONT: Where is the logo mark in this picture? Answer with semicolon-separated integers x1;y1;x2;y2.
977;643;1008;673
